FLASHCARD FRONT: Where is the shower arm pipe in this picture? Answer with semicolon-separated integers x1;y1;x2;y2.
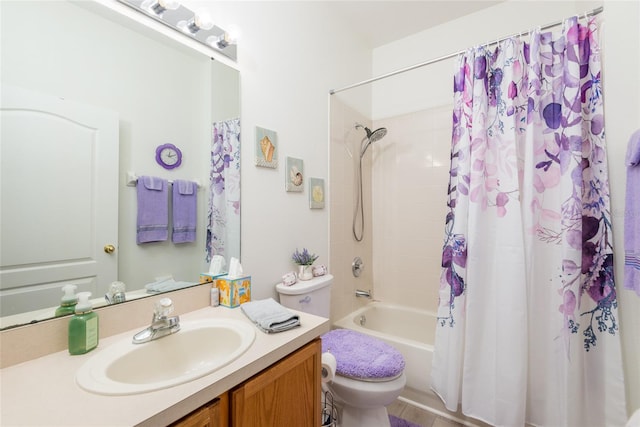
329;6;603;95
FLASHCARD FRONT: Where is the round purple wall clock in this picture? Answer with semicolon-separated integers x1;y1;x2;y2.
155;143;182;169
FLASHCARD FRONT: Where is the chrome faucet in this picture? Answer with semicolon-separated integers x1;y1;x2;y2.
132;298;180;344
355;289;371;298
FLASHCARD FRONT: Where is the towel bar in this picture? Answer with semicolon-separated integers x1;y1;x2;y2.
126;172;201;188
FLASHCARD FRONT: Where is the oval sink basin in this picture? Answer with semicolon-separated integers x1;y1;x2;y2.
76;318;255;395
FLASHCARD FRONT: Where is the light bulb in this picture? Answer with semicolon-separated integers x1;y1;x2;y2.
162;0;180;10
226;24;241;43
194;12;214;31
208;33;231;49
177;12;213;34
141;0;180;16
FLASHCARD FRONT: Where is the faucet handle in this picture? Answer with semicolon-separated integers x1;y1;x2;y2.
154;298;174;318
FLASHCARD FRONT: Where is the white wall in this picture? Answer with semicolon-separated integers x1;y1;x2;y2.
370;0;640;416
182;1;373;301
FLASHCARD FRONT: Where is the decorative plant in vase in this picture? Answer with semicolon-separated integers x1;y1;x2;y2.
292;248;318;281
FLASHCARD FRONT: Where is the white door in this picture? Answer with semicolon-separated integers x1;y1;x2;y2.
0;85;119;316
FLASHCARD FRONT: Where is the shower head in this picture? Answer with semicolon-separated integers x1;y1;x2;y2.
355;123;387;157
365;126;387;143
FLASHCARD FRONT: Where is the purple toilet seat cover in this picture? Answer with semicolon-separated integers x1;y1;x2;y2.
321;329;405;380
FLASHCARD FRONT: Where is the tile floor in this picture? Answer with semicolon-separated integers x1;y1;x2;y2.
387;400;464;427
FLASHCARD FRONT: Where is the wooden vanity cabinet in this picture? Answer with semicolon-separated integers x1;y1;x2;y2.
170;339;321;427
230;338;321;427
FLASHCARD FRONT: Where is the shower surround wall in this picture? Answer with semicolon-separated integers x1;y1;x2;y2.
371;107;451;312
329;100;451;318
329;97;374;321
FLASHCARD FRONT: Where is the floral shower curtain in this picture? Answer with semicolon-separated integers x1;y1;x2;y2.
431;17;627;426
206;117;240;262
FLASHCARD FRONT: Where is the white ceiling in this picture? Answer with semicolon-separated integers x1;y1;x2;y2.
329;1;503;48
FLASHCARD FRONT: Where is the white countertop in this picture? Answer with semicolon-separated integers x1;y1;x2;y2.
0;305;330;426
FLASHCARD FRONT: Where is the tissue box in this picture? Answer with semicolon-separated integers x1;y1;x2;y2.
199;272;226;284
215;275;251;308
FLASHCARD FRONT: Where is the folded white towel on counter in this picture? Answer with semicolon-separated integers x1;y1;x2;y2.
240;298;300;333
145;278;195;293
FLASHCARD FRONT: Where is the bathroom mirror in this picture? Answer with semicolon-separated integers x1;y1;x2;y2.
0;0;240;329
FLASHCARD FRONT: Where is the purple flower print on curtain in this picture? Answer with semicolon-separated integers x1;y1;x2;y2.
206;118;240;262
432;17;626;427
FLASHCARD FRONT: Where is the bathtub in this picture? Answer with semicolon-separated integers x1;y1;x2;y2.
333;302;435;396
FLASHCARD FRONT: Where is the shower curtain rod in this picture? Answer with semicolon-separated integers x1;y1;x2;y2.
329;5;603;95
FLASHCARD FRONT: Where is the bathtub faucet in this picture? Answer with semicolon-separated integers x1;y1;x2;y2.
355;289;371;298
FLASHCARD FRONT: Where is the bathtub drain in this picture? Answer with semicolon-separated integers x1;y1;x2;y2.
359;315;366;326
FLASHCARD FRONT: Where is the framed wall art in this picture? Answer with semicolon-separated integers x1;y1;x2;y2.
255;126;277;168
309;177;325;209
285;156;304;192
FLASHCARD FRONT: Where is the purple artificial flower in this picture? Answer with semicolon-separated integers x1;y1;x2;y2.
292;248;319;266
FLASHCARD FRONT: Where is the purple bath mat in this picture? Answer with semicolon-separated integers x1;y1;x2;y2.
389;414;423;427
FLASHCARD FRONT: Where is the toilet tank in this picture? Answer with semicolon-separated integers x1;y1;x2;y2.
276;274;333;318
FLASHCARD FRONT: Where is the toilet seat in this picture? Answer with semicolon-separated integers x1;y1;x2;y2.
321;329;405;381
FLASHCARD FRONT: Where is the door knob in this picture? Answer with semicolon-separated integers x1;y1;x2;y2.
104;244;116;254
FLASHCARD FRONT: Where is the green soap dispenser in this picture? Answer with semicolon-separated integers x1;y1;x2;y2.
55;284;78;317
68;292;99;355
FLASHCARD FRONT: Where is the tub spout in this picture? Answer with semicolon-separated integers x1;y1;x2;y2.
355;289;371;298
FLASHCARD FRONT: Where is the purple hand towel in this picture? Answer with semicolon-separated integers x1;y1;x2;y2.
136;176;168;244
172;180;197;243
624;129;640;296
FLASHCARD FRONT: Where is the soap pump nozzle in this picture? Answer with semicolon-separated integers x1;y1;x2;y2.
55;284;79;317
61;284;78;304
75;292;93;314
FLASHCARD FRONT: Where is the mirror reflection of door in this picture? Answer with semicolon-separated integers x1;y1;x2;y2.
0;85;119;316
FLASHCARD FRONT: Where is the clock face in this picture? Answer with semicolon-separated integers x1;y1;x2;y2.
155;143;182;169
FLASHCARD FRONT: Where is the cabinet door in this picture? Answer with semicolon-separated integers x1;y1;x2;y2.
231;339;321;427
171;393;228;427
171;405;211;427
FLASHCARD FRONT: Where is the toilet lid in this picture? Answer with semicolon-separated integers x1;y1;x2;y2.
321;329;405;381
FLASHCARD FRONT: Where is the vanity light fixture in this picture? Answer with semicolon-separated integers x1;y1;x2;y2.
117;0;238;61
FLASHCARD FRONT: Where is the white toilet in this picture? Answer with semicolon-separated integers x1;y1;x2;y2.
276;275;406;427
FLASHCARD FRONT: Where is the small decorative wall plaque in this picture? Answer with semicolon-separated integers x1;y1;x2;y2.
255;126;277;168
285;156;304;192
309;177;325;209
